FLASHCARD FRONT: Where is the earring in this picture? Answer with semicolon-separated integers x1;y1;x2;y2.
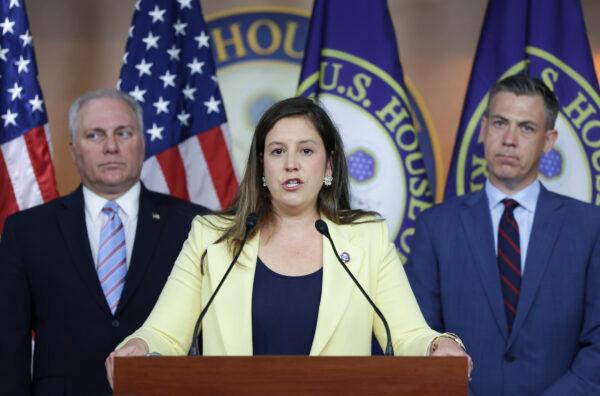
261;176;267;187
324;175;333;186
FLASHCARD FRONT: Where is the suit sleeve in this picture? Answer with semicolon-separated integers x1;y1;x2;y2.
0;217;33;395
118;215;208;355
541;231;600;395
404;212;445;332
371;221;440;356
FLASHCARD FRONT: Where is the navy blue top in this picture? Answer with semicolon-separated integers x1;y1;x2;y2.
252;257;323;355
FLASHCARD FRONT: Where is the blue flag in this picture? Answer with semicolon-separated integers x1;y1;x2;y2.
297;0;434;260
446;0;600;204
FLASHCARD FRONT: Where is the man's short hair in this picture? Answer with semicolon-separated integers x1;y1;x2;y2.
486;75;559;130
68;89;144;141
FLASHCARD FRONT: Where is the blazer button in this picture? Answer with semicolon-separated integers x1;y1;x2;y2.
112;319;120;328
504;353;515;362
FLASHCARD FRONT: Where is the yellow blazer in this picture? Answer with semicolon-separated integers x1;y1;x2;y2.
122;215;439;356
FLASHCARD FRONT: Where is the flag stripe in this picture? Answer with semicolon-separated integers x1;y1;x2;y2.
23;126;58;202
178;133;220;209
2;136;44;210
141;156;170;195
198;126;238;208
155;146;191;201
0;152;19;233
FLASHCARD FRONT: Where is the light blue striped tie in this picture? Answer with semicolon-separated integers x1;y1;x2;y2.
97;201;127;315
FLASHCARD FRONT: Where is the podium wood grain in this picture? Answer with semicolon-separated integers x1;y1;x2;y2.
114;356;467;395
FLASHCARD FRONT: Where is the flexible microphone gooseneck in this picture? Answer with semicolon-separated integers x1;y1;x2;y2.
315;219;394;356
188;213;258;355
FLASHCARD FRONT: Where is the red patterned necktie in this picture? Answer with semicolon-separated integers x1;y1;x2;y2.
497;199;521;333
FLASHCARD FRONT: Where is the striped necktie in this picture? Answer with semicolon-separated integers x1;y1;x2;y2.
97;201;127;315
497;198;521;333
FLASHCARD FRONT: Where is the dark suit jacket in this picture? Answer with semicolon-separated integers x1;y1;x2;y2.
0;185;209;396
405;186;600;396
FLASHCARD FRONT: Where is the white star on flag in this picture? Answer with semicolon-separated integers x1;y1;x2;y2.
135;59;152;77
146;123;164;141
173;19;187;36
187;57;204;75
152;96;169;114
9;0;20;8
177;0;192;10
19;29;31;47
1;108;18;126
182;84;196;101
0;45;8;61
14;55;30;73
148;5;166;23
129;85;146;102
159;70;176;88
7;82;23;100
142;31;160;50
29;95;44;112
0;17;15;35
167;45;181;61
177;110;190;126
203;96;221;114
194;31;210;48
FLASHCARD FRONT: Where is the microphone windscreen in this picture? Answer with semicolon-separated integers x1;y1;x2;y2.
314;219;329;235
246;213;258;230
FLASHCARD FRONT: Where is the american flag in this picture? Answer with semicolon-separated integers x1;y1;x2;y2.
118;0;237;210
0;0;58;233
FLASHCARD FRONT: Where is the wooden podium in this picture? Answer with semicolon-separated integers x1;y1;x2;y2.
114;356;467;395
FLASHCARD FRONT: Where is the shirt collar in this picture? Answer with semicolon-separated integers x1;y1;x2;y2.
83;182;141;221
485;179;540;213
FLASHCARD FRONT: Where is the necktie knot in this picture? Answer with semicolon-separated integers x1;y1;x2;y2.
502;198;519;213
102;201;119;217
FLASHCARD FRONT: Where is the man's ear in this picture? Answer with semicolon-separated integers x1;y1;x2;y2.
478;116;488;143
543;128;558;153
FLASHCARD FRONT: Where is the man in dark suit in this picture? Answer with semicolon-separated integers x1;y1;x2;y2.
0;89;209;396
405;75;600;395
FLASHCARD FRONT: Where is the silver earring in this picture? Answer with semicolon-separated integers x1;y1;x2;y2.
262;176;267;187
324;175;333;186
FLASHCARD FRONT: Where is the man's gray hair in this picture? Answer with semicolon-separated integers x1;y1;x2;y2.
68;89;144;141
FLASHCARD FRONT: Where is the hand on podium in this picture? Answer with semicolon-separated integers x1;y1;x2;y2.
105;337;149;389
429;336;473;379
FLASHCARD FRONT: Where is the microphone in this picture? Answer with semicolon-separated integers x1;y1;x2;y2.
315;219;394;356
188;213;258;355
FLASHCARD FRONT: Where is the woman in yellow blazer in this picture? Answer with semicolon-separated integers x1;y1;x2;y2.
106;97;470;383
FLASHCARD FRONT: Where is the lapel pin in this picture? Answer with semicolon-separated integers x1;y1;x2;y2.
152;213;160;220
340;252;350;264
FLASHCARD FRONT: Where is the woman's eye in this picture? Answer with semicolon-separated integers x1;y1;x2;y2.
302;148;313;155
271;148;283;155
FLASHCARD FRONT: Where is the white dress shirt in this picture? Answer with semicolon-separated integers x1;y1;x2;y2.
485;179;540;272
83;182;140;269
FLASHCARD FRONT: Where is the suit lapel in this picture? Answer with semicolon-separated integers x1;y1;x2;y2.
206;232;257;355
310;218;364;355
508;187;564;346
57;187;111;316
459;191;509;339
116;187;164;314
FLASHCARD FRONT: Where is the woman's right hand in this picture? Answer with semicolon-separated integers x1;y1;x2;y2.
105;338;149;389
